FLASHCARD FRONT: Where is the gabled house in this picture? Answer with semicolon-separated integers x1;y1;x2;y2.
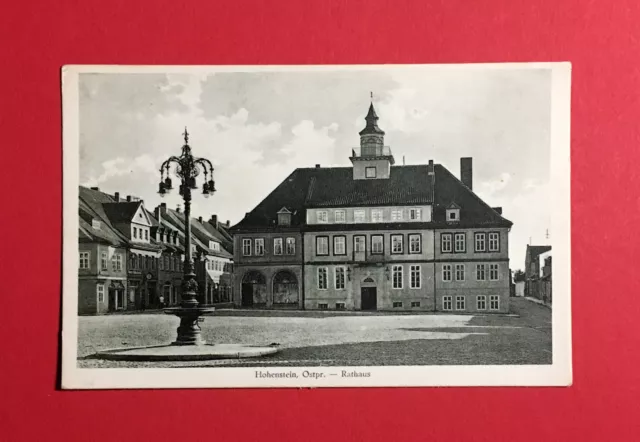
524;245;552;305
78;187;129;314
154;203;233;306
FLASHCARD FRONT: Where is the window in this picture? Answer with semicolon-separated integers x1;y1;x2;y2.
409;234;421;254
409;208;422;220
490;295;500;311
318;267;328;290
112;254;122;272
475;233;486;252
255;238;265;256
335;267;346;290
277;211;291;226
371;235;384;254
286;237;296;255
371;209;383;222
336;302;346;310
488;232;500;252
393;301;403;308
354;235;366;253
317;211;328;223
242;238;252;256
92;219;101;230
454;233;466;252
410;265;421;289
318;303;329;310
455;296;466;310
476;264;486;281
333;236;346;255
391;209;404;221
477;295;487;310
365;167;377;178
79;252;90;269
354;210;366;223
391;235;403;254
144;229;149;241
455;264;465;281
442;264;452;282
411;301;421;308
489;264;499;281
443;296;452;311
96;284;105;303
101;251;108;271
316;236;329;256
392;265;403;289
133;227;138;239
274;238;283;255
447;209;460;221
441;233;452;253
334;210;346;223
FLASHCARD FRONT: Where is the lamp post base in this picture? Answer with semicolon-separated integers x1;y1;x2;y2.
164;307;215;346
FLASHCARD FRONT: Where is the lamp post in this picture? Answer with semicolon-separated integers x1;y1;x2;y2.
158;128;216;345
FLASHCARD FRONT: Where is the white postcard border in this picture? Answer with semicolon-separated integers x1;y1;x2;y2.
61;62;572;389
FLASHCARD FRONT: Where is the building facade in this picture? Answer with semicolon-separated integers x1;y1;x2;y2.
78;188;235;314
230;103;513;312
524;245;552;306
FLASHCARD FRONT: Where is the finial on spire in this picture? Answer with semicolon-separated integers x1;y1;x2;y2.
370;91;373;100
183;127;189;145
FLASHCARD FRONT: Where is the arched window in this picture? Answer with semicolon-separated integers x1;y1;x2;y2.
273;270;299;305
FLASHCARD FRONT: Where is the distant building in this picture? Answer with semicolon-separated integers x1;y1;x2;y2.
524;245;552;305
230;103;513;312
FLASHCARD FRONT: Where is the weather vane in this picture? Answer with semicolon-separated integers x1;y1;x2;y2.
182;126;189;145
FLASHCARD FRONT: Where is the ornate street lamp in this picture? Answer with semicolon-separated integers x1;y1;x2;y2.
158;128;216;345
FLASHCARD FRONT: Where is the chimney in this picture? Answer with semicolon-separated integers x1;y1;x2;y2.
198;216;203;223
315;164;321;168
126;195;132;202
211;214;218;227
114;192;120;202
226;220;230;228
492;207;503;215
428;160;434;175
90;186;99;191
460;157;473;190
176;205;181;213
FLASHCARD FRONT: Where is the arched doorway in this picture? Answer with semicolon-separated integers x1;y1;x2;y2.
361;277;377;311
241;271;266;307
273;270;299;306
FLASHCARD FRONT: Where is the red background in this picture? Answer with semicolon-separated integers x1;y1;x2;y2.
1;0;639;440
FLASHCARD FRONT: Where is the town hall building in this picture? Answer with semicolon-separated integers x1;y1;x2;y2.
229;102;513;313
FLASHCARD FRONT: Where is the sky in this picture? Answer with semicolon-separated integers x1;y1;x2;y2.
79;66;552;270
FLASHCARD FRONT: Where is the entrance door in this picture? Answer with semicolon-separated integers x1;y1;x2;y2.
361;287;377;310
108;289;116;312
241;283;254;307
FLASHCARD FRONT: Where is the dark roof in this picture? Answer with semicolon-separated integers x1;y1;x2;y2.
164;209;232;259
527;245;552;258
359;103;385;135
78;187;127;246
102;202;141;224
231;163;512;231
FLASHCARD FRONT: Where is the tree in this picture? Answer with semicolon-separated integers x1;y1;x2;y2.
513;269;525;282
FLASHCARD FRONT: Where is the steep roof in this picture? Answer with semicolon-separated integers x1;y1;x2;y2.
78;187;127;246
102;202;142;224
230;163;512;230
164;208;232;259
527;245;552;259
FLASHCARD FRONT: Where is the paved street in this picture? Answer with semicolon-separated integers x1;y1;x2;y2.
77;298;552;368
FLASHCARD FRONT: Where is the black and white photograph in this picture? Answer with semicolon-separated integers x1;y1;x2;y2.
61;63;571;389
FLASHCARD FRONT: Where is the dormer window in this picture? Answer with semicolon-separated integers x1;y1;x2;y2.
365;167;377;178
209;241;220;251
446;203;461;222
317;210;328;223
277;207;292;226
91;219;101;230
